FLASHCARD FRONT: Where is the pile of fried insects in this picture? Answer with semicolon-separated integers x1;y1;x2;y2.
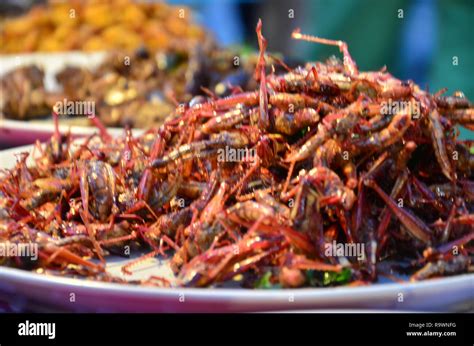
1;20;473;288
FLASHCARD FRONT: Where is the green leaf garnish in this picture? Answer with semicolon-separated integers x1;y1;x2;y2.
254;271;275;289
323;268;352;286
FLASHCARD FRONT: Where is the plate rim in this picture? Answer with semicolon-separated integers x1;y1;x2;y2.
0;266;473;299
0;118;142;137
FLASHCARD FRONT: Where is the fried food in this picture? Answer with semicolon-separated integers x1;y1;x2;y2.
0;0;205;53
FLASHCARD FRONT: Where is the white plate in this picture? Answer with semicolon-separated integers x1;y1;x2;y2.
0;144;473;312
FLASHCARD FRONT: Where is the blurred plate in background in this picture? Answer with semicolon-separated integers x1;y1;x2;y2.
0;118;143;148
0;52;108;147
0;51;106;92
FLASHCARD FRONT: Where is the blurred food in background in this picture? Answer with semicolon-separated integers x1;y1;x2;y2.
0;65;57;120
0;0;205;53
1;45;291;127
0;0;267;128
52;46;269;128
